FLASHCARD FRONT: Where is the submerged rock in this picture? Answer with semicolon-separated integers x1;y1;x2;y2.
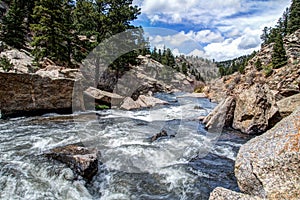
150;130;169;142
45;144;100;181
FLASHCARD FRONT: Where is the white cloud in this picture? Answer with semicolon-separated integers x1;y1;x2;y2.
203;28;261;61
186;30;224;43
187;49;208;58
172;48;183;56
148;30;224;50
134;0;291;60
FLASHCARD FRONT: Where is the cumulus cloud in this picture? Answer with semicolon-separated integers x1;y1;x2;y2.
186;30;224;43
204;31;260;61
133;0;291;60
187;49;208;58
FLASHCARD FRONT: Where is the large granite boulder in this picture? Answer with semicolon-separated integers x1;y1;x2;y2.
0;72;83;118
209;187;262;200
235;107;300;199
232;83;279;134
45;144;100;181
203;96;236;131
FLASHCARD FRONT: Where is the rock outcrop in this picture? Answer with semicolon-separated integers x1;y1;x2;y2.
0;49;33;73
235;107;300;199
45;144;100;181
0;72;83;118
204;30;300;134
232;84;279;135
277;93;300;118
284;29;300;64
209;107;300;199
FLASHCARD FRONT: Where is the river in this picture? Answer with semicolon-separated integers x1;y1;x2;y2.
0;93;251;200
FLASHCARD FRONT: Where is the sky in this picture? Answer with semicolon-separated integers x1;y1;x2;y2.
132;0;291;61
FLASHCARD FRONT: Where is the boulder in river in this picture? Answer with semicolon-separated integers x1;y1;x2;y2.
84;86;124;107
0;72;83;118
232;83;279;135
45;144;100;181
120;95;168;110
203;96;236;131
150;130;168;142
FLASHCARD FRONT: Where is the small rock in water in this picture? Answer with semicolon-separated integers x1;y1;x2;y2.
150;130;175;142
194;105;203;110
45;143;100;181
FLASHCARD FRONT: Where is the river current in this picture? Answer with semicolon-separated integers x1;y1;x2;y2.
0;93;251;200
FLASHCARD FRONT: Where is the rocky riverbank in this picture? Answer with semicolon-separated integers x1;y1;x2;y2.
206;29;300;199
0;51;200;118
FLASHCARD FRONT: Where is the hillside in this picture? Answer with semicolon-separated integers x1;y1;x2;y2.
205;29;300;104
175;55;220;82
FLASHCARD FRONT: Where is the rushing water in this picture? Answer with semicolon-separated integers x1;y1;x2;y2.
0;93;251;200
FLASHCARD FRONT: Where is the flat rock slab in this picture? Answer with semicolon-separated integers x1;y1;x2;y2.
45;144;100;181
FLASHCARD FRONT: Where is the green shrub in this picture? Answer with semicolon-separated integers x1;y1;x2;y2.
95;105;110;110
0;56;14;72
263;64;273;77
255;59;262;71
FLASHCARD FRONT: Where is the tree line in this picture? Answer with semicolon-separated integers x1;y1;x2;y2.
217;52;256;76
0;0;145;68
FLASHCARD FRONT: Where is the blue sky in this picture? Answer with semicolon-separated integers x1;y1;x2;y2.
132;0;291;61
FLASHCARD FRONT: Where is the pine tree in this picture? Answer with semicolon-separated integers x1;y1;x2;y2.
106;0;141;34
31;0;75;65
157;49;162;63
288;0;300;34
260;27;270;45
165;48;175;67
255;59;262;71
73;0;98;36
182;62;188;75
0;0;27;49
272;31;287;69
151;47;158;60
